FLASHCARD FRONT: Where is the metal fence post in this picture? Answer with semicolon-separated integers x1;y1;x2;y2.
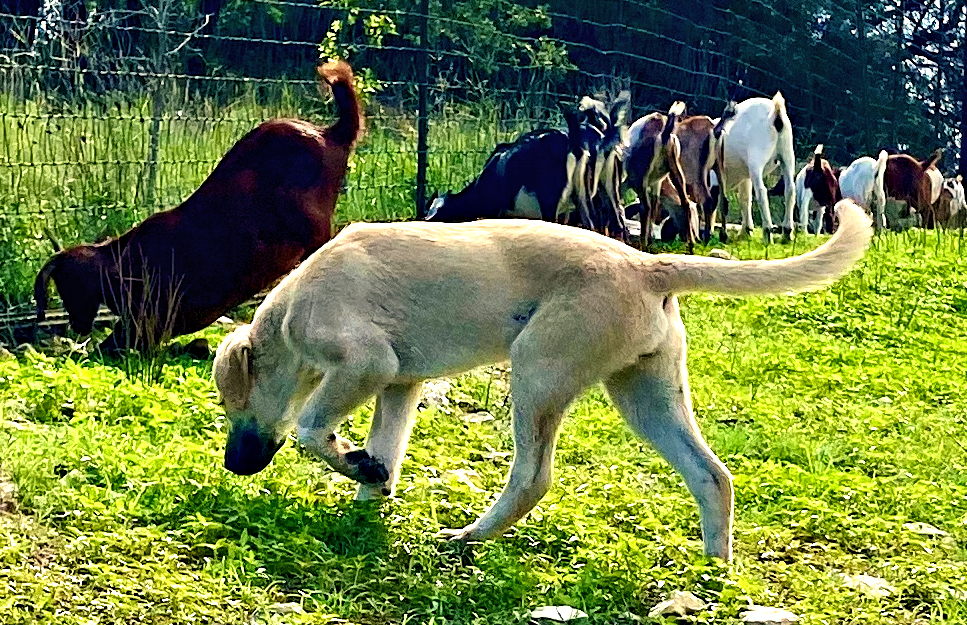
415;0;430;218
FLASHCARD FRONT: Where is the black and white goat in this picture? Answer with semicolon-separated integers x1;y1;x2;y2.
578;91;632;239
425;113;587;226
425;97;630;241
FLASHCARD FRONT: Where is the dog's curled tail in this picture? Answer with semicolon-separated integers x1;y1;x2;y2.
652;199;872;296
318;60;364;147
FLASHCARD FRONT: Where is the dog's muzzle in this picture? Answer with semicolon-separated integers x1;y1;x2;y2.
224;424;285;476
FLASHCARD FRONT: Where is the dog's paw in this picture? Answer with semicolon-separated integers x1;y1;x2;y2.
345;450;389;484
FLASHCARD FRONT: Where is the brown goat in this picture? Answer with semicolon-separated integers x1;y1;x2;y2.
34;60;363;353
884;149;942;226
671;115;725;243
624;102;694;251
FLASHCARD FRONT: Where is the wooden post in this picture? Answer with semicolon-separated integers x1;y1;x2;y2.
415;0;430;218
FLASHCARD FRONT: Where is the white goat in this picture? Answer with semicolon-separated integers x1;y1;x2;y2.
838;151;889;232
716;93;797;242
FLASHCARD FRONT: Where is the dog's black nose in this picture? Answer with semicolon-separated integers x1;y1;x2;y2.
225;428;282;476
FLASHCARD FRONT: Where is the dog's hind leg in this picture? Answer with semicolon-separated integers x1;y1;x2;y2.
355;382;422;500
603;302;734;561
440;308;599;542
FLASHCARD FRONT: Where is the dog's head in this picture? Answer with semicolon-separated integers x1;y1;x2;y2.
214;325;287;476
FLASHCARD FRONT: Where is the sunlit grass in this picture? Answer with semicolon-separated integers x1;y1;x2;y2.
1;228;965;624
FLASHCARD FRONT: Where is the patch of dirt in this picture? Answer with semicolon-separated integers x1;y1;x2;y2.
0;470;17;514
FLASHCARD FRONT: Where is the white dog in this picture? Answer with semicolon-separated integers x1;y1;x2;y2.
214;200;872;561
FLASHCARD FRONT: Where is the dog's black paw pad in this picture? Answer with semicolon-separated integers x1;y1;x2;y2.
345;450;389;484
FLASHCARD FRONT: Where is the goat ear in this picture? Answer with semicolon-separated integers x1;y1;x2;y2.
214;327;255;411
610;91;631;127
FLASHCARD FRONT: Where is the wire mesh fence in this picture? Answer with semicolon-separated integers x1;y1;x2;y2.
1;0;963;324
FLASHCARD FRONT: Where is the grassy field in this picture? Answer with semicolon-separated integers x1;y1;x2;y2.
0;229;965;624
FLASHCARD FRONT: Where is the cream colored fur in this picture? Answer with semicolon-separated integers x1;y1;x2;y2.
214;199;872;561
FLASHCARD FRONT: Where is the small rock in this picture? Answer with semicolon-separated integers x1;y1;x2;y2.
0;346;13;361
530;606;588;622
462;411;495;423
443;468;485;493
483;448;511;461
877;396;893;405
740;605;799;624
266;602;304;615
903;522;948;537
421;379;452;408
648;590;707;618
709;248;737;261
842;573;895;598
216;316;235;325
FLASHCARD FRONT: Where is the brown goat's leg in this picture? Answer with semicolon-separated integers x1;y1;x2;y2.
665;140;695;254
97;321;133;356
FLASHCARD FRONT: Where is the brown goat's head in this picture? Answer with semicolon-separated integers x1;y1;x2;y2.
34;246;111;335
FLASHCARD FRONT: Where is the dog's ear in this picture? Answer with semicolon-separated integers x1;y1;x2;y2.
214;326;255;410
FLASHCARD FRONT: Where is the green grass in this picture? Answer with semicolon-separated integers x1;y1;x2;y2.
1;229;965;624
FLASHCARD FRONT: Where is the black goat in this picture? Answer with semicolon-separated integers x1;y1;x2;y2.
425;111;587;226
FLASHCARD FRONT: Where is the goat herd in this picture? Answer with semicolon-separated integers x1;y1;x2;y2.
426;88;966;250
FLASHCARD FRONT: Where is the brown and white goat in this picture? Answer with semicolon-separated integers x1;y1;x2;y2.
934;175;966;229
794;144;840;234
34;61;364;353
672;114;726;243
883;149;942;228
624;102;694;250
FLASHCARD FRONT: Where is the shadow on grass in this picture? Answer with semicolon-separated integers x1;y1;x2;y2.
151;482;391;566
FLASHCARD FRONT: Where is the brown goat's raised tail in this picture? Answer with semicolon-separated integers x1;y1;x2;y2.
34;255;59;322
317;60;364;147
650;199;873;296
921;148;943;170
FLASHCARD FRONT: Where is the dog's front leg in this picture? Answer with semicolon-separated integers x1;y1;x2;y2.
298;430;390;486
293;345;400;486
355;382;421;500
